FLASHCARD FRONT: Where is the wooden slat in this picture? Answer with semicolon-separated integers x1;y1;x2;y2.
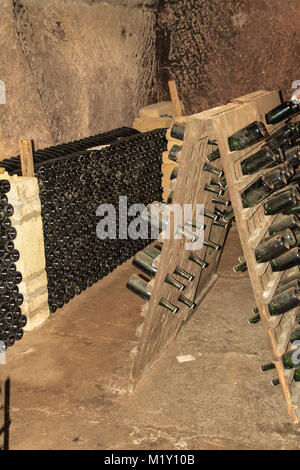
168;80;183;117
19;139;34;177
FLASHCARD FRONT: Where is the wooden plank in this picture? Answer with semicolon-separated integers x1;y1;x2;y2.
168;80;183;117
19;139;34;177
130;114;230;388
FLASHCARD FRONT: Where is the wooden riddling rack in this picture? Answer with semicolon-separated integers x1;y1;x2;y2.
191;89;299;423
130;113;231;389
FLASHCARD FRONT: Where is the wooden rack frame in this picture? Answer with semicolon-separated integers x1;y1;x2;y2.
130;116;231;389
196;89;299;423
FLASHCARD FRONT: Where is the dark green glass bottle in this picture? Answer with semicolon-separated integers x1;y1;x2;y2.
268;286;300;316
233;259;247;272
255;232;292;263
271;248;300;271
228;121;268;151
143;245;161;259
189;252;207;268
282;348;300;369
241;146;276;175
284;145;300;168
265;101;300;125
264;188;299;215
206;148;220;162
168;144;181;162
132;252;157;278
241;174;274;208
126;274;179;313
170;122;185;141
269;214;300;236
170;167;178;180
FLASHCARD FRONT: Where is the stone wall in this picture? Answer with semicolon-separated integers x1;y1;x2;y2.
156;0;300;114
0;0;157;159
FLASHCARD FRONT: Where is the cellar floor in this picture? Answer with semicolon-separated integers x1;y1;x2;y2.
1;225;300;450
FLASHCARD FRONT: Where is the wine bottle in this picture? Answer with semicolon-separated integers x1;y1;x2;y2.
241;146;277;175
126;274;179;313
233;259;247;272
170;122;185;141
170;167;178;180
268;287;300;316
272;369;300;386
143;245;161;259
264;165;291;191
132;252;157;278
228;121;268;151
265;101;300;125
275;279;300;295
211;196;231;207
290;168;300;185
206;148;220;162
174;266;194;282
203;162;223;177
278;272;300;289
204;183;223;196
264;188;300;215
281;348;300;369
189;252;207;268
255;232;292;263
248;313;261;324
269;214;300;236
290;327;300;343
271;248;300;271
178;294;196;309
284;145;300;168
241;174;274;208
165;273;186;291
168;144;182;162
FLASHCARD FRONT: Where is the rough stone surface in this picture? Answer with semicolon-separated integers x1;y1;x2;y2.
1;227;300;450
0;0;157;158
156;0;300;114
0;172;50;330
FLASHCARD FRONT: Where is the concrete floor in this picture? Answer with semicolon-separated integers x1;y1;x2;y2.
1;226;300;450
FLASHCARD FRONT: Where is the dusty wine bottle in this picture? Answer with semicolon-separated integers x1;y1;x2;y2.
178;294;196;309
272;369;300;386
203;162;223;177
143;245;161;259
228;121;268;151
233;259;247;272
126;274;179;313
281;348;300;369
255;233;291;263
132;252;157;278
268;287;300;316
284;145;300;168
271;248;300;271
290;327;300;343
206;148;220;162
189;252;207;268
241;146;276;175
248;313;261;324
269;214;300;236
170;167;178;180
263;188;299;215
211;196;231;207
168;144;182;162
241;174;274;208
174;266;194;282
275;279;300;295
170;122;185;141
204;183;223;196
263;165;290;191
165;273;186;291
265;101;300;125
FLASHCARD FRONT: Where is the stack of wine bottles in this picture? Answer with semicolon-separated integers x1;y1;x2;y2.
0;127;140;175
0;179;26;349
34;129;166;313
